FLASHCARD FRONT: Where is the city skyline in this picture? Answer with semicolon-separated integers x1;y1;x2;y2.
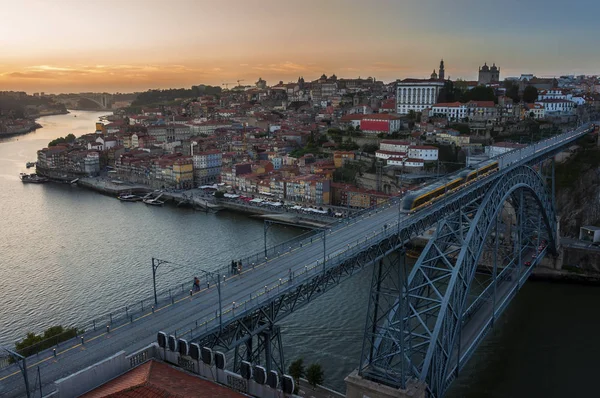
2;0;599;93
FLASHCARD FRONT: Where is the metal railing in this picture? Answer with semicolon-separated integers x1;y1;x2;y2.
10;123;592;363
170;218;403;341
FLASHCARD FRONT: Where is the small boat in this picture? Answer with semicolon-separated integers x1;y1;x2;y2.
119;193;142;202
20;173;48;184
70;178;79;184
143;198;165;206
26;162;36;168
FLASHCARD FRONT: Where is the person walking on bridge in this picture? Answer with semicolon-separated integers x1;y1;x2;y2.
193;276;200;292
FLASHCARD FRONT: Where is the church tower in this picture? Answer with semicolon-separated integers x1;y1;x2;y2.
439;59;445;81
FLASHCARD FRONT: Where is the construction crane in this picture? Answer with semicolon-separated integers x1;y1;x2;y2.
236;79;245;87
222;83;233;89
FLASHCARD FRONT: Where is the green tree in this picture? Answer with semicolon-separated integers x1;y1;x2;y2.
504;79;521;103
407;110;417;128
362;143;379;154
48;134;77;147
306;363;324;389
288;358;305;393
437;80;457;103
213;191;225;198
15;325;81;357
523;85;539;103
449;123;470;135
460;85;497;103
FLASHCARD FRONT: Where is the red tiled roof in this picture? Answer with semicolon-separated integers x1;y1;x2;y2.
409;145;438;150
340;114;364;121
80;360;245;398
362;114;400;120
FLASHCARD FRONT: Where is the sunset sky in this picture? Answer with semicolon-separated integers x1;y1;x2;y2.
1;0;599;94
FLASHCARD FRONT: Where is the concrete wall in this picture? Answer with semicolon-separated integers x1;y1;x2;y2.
55;351;128;398
563;246;600;272
345;370;426;398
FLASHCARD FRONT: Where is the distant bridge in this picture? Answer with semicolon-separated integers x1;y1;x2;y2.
0;122;596;397
56;93;113;110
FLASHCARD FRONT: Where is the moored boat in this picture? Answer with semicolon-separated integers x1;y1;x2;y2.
143;198;165;206
118;193;142;202
26;161;36;168
20;173;48;184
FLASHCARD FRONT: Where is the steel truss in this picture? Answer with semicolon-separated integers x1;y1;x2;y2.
187;168;508;374
359;165;558;397
191;235;407;374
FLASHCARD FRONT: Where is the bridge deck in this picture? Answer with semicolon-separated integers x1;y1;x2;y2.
0;202;399;397
0;123;593;396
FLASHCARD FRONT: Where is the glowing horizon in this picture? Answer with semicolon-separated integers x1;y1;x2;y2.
1;0;599;94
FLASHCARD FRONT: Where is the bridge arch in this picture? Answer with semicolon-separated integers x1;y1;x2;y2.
362;165;558;397
416;165;557;395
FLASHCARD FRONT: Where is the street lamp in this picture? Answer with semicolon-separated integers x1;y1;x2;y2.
1;347;30;398
151;257;224;331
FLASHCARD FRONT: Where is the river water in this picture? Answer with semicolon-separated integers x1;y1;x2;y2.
0;111;598;397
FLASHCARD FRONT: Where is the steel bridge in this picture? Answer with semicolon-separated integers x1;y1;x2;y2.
0;123;595;397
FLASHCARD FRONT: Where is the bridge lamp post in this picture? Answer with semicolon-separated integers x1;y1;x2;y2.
323;229;327;272
1;347;30;398
151;257;224;331
151;257;169;306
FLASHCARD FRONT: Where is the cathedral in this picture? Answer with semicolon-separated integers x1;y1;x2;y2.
478;63;500;85
430;59;445;80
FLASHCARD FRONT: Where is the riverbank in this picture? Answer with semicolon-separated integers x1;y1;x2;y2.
0;121;43;138
74;177;333;228
0;109;69;138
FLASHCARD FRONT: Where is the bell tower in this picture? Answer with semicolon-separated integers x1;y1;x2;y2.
439;59;445;81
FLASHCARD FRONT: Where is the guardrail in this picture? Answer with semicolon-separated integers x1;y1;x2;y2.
11;124;592;362
171;217;404;341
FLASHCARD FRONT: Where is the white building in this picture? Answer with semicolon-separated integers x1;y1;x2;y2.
396;78;445;115
193;150;222;185
84;152;100;175
537;89;571;101
486;142;526;158
380;140;411;153
387;157;424;168
376;150;407;160
430;101;497;122
524;103;545;119
407;146;438;161
535;99;575;115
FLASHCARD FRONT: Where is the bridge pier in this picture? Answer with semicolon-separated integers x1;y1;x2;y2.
345;370;426;398
539;246;564;270
232;324;285;374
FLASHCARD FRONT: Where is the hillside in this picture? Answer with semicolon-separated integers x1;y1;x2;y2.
555;136;600;237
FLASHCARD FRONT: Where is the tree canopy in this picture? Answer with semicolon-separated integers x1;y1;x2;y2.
132;86;222;106
306;363;325;388
15;325;81;357
437;80;458;103
523;85;539;103
504;79;521;103
459;86;497;103
48;133;76;147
